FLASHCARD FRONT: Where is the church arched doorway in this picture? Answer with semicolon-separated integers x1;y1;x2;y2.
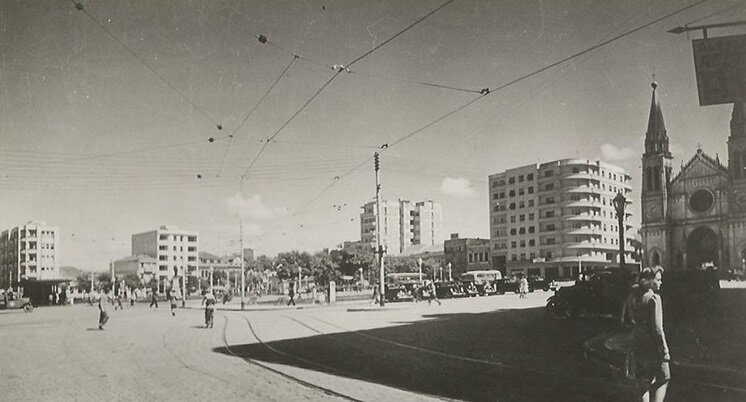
686;226;718;270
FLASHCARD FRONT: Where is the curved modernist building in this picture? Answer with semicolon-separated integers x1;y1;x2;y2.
489;159;637;279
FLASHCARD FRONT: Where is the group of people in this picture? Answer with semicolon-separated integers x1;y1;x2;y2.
620;266;670;402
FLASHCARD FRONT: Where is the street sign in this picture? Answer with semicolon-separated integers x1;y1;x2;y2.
692;33;746;105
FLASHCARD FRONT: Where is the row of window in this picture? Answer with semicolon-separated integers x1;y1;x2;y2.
468;252;489;263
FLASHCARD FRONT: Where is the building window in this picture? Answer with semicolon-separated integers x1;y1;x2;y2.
509;177;515;184
546;238;556;245
529;213;535;220
509;203;516;210
545;210;555;218
527;173;534;180
519;240;526;247
545;183;554;191
546;224;556;231
528;200;534;207
529;239;536;246
511;241;516;248
528;187;534;194
528;226;535;233
510;216;516;223
509;190;515;197
510;228;517;235
544;170;554;177
519;214;525;222
545;197;555;204
519;188;525;196
519;201;525;208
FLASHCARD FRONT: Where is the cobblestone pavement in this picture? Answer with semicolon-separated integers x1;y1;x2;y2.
3;290;744;401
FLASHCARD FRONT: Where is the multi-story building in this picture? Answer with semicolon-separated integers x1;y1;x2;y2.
489;159;637;279
0;221;59;287
361;199;444;255
443;233;491;278
111;255;157;283
361;200;402;254
131;225;198;291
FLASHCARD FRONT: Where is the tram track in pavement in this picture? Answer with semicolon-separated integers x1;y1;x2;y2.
220;312;365;402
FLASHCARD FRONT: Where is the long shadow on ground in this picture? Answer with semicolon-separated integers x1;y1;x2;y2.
214;289;746;402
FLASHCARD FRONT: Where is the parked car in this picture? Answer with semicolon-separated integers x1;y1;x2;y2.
385;284;414;302
435;281;466;299
0;291;34;313
461;280;479;297
528;275;552;292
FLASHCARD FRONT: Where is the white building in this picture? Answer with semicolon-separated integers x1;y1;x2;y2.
361;199;444;255
489;159;637;279
0;221;59;287
131;225;198;291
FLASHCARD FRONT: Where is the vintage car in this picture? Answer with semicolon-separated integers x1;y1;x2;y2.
435;281;466;299
384;284;414;302
0;292;34;313
546;270;633;319
460;280;480;297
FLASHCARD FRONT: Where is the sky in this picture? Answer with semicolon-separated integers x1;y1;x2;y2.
1;0;744;271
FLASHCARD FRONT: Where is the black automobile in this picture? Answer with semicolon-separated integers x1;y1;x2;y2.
384;283;414;302
435;281;466;299
461;280;479;297
528;275;552;292
546;270;634;319
479;280;500;296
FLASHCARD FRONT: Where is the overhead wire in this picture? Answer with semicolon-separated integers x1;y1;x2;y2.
70;0;223;131
684;0;744;25
386;0;712;149
255;0;713;241
216;55;300;178
238;0;459;183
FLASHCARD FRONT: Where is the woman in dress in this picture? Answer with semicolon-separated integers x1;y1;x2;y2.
632;266;670;402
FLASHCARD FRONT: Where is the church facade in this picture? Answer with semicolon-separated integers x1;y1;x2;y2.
640;81;746;275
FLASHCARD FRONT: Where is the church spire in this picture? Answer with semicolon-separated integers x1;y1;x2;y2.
644;81;671;157
731;102;746;138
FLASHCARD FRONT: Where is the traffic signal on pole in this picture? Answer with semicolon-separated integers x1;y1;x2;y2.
374;153;380;171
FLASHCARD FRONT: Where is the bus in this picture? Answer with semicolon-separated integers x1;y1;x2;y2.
385;272;424;285
460;270;503;284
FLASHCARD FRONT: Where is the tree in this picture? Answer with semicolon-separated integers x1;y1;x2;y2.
122;273;142;290
75;274;92;293
97;272;112;292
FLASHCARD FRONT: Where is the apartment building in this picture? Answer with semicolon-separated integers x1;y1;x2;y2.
131;225;198;291
489;159;637;279
111;255;157;283
0;221;59;288
361;199;443;255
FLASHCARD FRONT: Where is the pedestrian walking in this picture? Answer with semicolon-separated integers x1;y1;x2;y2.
370;285;380;305
518;274;529;298
98;293;110;330
202;290;216;328
287;281;296;306
169;291;178;316
427;281;441;306
114;294;123;310
149;289;159;309
631;266;670;402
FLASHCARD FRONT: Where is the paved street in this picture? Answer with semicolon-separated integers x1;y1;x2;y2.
2;291;745;401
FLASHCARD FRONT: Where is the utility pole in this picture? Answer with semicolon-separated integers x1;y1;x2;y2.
240;220;245;310
182;264;186;307
374;152;385;307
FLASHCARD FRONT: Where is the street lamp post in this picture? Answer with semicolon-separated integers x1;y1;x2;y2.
439;267;443;281
613;192;627;271
240;221;245;311
447;262;452;281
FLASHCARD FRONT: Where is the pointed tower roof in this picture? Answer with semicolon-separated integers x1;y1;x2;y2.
731;102;746;138
644;81;672;157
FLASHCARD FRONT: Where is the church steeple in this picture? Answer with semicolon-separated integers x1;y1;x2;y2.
644;81;671;157
731;102;746;138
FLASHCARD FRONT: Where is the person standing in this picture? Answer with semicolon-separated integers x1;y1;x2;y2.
98;293;110;330
287;281;296;306
114;293;124;311
519;274;529;298
427;281;441;306
149;289;159;309
632;266;670;402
